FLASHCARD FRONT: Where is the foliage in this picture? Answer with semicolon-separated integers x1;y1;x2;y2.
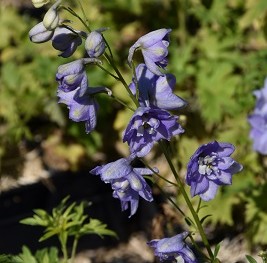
20;196;116;263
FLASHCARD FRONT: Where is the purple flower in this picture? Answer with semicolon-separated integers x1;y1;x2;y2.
252;78;267;115
186;141;243;201
248;78;267;154
85;31;106;58
128;28;171;76
129;63;187;110
56;58;100;93
90;155;156;217
248;114;267;154
56;59;88;93
52;27;84;58
123;107;184;157
147;232;198;263
29;22;54;43
58;86;111;133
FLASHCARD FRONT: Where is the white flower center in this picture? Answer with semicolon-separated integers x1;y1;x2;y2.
198;154;218;175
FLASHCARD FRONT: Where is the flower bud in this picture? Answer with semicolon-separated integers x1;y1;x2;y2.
29;22;54;43
43;0;61;30
85;31;106;58
31;0;50;8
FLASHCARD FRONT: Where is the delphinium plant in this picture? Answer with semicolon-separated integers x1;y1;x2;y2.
19;0;267;262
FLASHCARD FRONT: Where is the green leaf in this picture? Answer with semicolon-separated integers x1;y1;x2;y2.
213;243;221;258
0;255;22;263
246;255;258;263
19;247;36;263
239;0;267;29
200;214;212;224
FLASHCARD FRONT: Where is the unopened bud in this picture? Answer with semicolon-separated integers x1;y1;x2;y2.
31;0;50;8
29;22;54;43
43;0;61;30
85;31;106;58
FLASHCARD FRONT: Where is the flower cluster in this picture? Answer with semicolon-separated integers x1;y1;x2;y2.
90;155;156;217
28;1;244;262
248;78;267;154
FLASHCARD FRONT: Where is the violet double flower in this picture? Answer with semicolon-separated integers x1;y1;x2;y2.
186;141;243;201
248;78;267;154
123;107;184;157
128;28;171;76
90;156;156;217
147;232;198;263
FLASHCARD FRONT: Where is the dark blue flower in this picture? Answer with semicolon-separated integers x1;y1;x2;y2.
52;27;84;58
129;63;187;110
128;28;171;76
147;232;198;263
90;155;156;217
186;141;243;201
123;106;184;157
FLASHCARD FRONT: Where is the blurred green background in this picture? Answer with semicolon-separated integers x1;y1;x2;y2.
1;0;267;249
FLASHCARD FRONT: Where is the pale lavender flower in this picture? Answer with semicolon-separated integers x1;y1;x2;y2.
56;59;87;93
248;78;267;154
85;31;106;58
128;28;171;76
186;141;243;201
129;63;187;110
29;22;54;43
248;114;267;154
252;78;267;115
56;58;100;93
123;107;184;157
147;232;198;263
58;86;111;133
52;27;84;58
90;155;156;217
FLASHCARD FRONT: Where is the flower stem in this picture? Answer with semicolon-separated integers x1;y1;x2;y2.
159;140;214;261
104;54;139;108
70;235;79;263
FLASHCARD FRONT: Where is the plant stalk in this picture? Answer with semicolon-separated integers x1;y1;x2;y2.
159;140;214;261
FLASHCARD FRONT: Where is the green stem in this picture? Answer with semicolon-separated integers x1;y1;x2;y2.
60;239;68;263
77;0;90;28
159;140;214;261
154;182;186;217
97;64;120;80
70;235;79;263
196;197;202;213
110;95;135;112
140;158;178;187
104;54;139;107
